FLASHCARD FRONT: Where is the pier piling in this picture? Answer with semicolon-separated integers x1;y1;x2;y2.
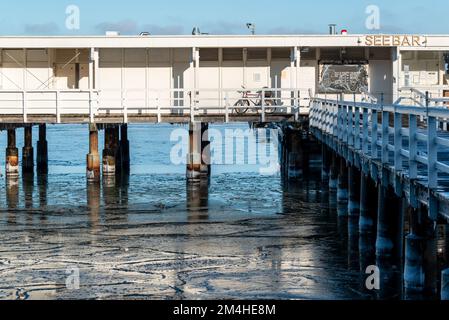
359;173;378;234
113;126;121;175
6;128;19;177
287;128;303;180
442;269;449;300
404;206;438;295
321;144;330;186
348;166;361;218
102;127;116;177
87;124;100;181
337;157;349;217
36;124;48;174
22;125;34;174
376;185;403;266
200;123;211;177
120;124;130;174
329;152;338;193
187;122;202;181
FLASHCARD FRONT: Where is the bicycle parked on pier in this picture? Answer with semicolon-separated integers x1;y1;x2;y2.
234;86;278;114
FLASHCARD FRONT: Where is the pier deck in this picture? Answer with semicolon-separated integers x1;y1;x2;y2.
310;98;449;220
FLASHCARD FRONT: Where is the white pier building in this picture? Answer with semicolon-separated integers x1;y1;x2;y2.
0;33;448;123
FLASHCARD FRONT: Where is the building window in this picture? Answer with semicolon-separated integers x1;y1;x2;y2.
247;48;267;60
199;48;219;62
223;48;243;61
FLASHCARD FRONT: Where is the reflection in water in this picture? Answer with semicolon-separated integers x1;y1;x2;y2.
186;178;209;221
2;125;443;300
23;173;34;210
348;216;359;271
377;261;402;300
37;174;48;211
87;181;101;232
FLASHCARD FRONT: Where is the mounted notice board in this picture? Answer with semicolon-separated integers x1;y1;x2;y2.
318;64;368;94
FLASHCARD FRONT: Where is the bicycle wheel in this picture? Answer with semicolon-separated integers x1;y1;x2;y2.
262;100;277;114
234;100;250;114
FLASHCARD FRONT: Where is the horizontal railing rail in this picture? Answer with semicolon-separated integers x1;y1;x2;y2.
0;87;311;123
309;97;449;192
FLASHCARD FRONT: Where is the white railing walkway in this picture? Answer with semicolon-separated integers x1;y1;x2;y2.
309;98;449;217
0;88;311;124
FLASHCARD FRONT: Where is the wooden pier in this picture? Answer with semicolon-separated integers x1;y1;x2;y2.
310;97;449;297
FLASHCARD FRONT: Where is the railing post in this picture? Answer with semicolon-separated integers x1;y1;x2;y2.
56;90;61;123
343;104;348;144
371;107;378;159
363;107;369;154
190;90;195;123
225;91;230;123
89;90;94;123
427;113;438;190
261;88;266;123
394;108;402;171
355;105;361;151
409;113;418;180
22;91;27;123
337;100;342;141
348;103;354;147
381;97;389;164
424;91;437;190
333;101;338;137
156;92;161;124
123;90;128;124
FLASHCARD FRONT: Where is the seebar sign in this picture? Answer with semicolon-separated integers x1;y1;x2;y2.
365;35;426;47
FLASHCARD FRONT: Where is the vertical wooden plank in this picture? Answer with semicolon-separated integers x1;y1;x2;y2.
355;106;361;150
330;104;339;137
381;110;390;164
409;114;418;179
343;105;348;143
363;108;369;154
394;111;402;171
428;115;438;189
338;103;342;140
371;110;378;158
348;104;354;147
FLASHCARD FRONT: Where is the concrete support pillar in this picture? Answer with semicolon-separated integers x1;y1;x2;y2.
6;128;19;177
359;173;377;234
120;124;130;174
287;129;303;180
376;185;404;268
359;172;378;272
113;126;121;175
348;167;361;270
337;157;349;217
348;166;361;218
329;152;338;192
36;124;48;174
442;269;449;300
187;122;202;181
102;127;116;177
321;144;330;186
200;123;211;177
22;125;34;174
87;124;100;181
404;206;438;296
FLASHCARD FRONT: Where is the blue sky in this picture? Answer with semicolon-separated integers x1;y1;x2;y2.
1;0;448;35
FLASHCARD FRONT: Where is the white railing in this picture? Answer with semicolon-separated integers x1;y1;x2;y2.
0;90;99;123
0;87;311;123
309;98;449;191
